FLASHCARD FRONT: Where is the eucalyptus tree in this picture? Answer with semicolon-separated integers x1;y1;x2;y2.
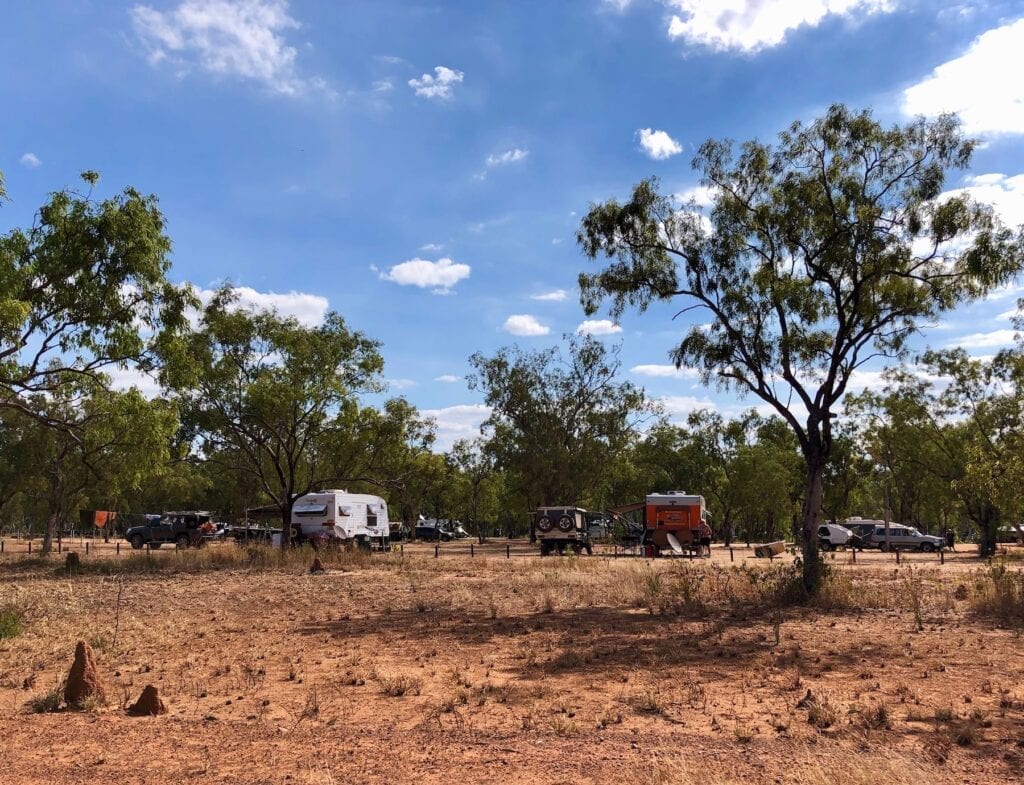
159;286;383;544
853;350;1024;557
469;336;652;511
448;438;499;543
16;381;178;554
0;170;190;429
577;106;1024;593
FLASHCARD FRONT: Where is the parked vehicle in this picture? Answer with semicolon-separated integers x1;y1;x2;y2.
533;506;594;555
868;524;945;552
608;492;709;557
818;523;856;551
289;490;390;549
125;510;220;550
997;525;1024;544
415;523;453;541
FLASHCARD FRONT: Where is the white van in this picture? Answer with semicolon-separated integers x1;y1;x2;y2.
290;490;390;549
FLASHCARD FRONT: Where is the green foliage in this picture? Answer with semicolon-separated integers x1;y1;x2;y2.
469;336;652;510
0;605;24;638
0;171;191;424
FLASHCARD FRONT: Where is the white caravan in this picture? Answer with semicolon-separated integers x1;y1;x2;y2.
290;490;390;548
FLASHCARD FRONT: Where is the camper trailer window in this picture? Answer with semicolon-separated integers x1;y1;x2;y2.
339;506;352;516
367;506;377;527
294;504;329;517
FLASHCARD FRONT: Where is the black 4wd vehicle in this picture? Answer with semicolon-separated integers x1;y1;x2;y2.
125;511;221;550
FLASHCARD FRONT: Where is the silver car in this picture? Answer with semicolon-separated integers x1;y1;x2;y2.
870;524;944;552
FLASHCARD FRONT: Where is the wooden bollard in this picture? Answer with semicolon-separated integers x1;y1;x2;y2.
940;549;944;564
58;541;62;554
27;540;32;554
506;543;510;559
470;543;474;557
116;542;120;555
729;547;734;562
1;539;4;553
434;544;439;558
852;548;856;563
400;542;404;554
85;541;89;555
896;550;900;565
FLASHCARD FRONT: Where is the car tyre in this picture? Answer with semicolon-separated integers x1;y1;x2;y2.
820;541;832;552
921;542;934;553
175;534;189;549
130;534;144;550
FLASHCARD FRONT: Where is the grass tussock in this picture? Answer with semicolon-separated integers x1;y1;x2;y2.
971;563;1024;624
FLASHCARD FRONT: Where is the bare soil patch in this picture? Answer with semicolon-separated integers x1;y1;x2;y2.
1;545;1022;784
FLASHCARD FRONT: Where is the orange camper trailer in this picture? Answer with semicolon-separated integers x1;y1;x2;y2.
645;492;707;555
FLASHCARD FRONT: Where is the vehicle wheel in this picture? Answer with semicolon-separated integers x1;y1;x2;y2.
879;542;889;552
130;534;144;550
175;534;189;549
290;524;303;545
585;542;594;556
921;542;934;553
820;541;831;552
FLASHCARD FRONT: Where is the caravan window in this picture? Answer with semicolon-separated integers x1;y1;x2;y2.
366;504;378;527
294;504;329;517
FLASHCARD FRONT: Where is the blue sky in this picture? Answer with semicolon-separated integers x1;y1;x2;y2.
3;0;1024;446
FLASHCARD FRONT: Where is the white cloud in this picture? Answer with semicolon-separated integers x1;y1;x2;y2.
372;78;393;93
196;285;329;326
131;0;325;96
576;319;623;336
948;328;1018;349
502;314;550;336
637;128;683;160
665;0;897;52
657;394;718;419
380;257;471;294
486;148;529;167
409;65;464;100
107;365;163;399
673;184;717;207
387;378;417;390
19;152;41;168
902;19;1024;136
941;172;1024;229
422;403;491;451
530;289;568;302
420;242;444;252
434;374;461;383
631;363;700;379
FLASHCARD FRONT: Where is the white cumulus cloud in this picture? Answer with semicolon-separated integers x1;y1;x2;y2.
434;374;461;383
637;128;683;160
486;148;529;167
576;319;623;336
657;394;718;419
948;328;1018;349
530;289;568;302
19;152;41;168
380;257;471;294
422;403;491;450
631;364;701;379
502;314;550;336
665;0;897;53
387;378;418;390
942;172;1024;229
903;19;1024;136
131;0;325;96
409;65;463;100
196;285;329;326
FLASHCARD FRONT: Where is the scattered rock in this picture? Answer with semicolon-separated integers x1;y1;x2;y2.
64;640;105;708
310;557;326;575
795;689;815;709
127;684;167;716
